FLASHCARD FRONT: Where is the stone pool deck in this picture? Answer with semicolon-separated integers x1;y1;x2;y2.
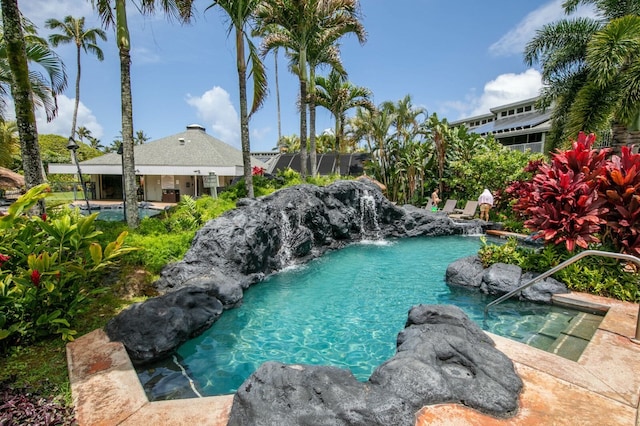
67;292;640;425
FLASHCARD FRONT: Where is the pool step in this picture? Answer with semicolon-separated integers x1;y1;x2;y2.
546;312;602;361
524;311;573;351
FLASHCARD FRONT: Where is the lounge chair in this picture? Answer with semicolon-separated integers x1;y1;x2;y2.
449;200;479;219
424;197;435;211
441;199;458;214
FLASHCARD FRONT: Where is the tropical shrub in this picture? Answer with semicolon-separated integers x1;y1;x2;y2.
511;133;610;251
0;185;136;351
478;237;639;301
597;145;640;255
447;138;541;203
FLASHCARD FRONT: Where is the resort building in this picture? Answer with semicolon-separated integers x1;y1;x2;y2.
450;97;552;153
48;124;265;203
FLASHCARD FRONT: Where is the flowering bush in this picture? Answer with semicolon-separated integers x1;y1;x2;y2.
597;146;640;255
0;184;136;351
509;132;640;254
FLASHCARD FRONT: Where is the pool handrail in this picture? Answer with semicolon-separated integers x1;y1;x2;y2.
483;249;640;342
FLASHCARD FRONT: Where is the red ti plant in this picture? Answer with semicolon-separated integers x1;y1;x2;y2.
513;132;609;252
597;145;640;255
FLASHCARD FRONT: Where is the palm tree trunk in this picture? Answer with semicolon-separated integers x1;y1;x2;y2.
71;45;81;139
275;49;282;146
1;0;45;214
116;0;139;228
308;67;317;177
236;27;254;198
299;77;308;179
334;116;342;175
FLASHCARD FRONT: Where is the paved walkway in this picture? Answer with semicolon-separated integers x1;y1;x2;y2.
67;292;640;425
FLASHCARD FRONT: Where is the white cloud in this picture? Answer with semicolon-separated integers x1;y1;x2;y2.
35;95;104;139
443;69;544;119
20;1;96;32
186;87;240;147
489;0;598;57
131;46;162;65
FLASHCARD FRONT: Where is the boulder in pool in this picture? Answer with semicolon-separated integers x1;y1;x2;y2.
227;304;523;425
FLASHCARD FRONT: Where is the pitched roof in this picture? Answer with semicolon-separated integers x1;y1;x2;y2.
472;109;552;135
82;124;262;167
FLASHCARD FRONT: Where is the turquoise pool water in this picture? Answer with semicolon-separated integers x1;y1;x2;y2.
86;207;164;221
137;235;585;400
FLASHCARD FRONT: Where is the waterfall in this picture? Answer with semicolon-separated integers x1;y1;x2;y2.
359;191;381;240
462;223;484;236
278;210;294;265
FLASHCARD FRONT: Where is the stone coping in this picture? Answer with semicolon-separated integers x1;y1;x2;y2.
67;292;640;425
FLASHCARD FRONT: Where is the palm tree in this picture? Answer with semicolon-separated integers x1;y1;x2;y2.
255;0;366;179
567;15;640;150
87;135;105;151
92;0;194;228
76;125;92;142
422;113;450;196
1;0;46;209
134;129;150;145
0;120;18;167
206;0;267;199
46;16;106;141
381;94;426;148
276;134;300;153
524;0;640;151
315;68;373;174
0;19;67;123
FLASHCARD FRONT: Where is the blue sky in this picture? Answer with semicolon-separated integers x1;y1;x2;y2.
20;0;595;152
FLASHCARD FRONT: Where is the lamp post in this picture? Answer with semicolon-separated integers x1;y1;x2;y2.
117;144;127;220
66;137;92;212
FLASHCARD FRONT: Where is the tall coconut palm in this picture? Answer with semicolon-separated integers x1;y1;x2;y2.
46;16;106;141
206;0;266;199
255;0;366;179
1;0;47;210
524;0;640;151
315;68;373;175
92;0;194;227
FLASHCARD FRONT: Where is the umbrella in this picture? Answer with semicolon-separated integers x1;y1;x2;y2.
0;166;25;190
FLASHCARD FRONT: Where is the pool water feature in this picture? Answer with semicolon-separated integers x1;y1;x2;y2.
137;235;602;400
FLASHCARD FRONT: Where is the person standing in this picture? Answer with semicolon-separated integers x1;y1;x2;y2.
478;188;494;221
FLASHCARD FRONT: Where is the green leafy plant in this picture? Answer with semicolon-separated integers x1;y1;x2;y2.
477;237;529;268
0;185;137;351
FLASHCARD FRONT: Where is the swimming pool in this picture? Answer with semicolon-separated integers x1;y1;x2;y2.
83;206;164;221
137;235;594;400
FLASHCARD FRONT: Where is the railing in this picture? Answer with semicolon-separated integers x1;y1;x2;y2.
484;250;640;342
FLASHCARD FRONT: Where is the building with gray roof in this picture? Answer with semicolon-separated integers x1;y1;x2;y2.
49;124;265;202
450;97;551;153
